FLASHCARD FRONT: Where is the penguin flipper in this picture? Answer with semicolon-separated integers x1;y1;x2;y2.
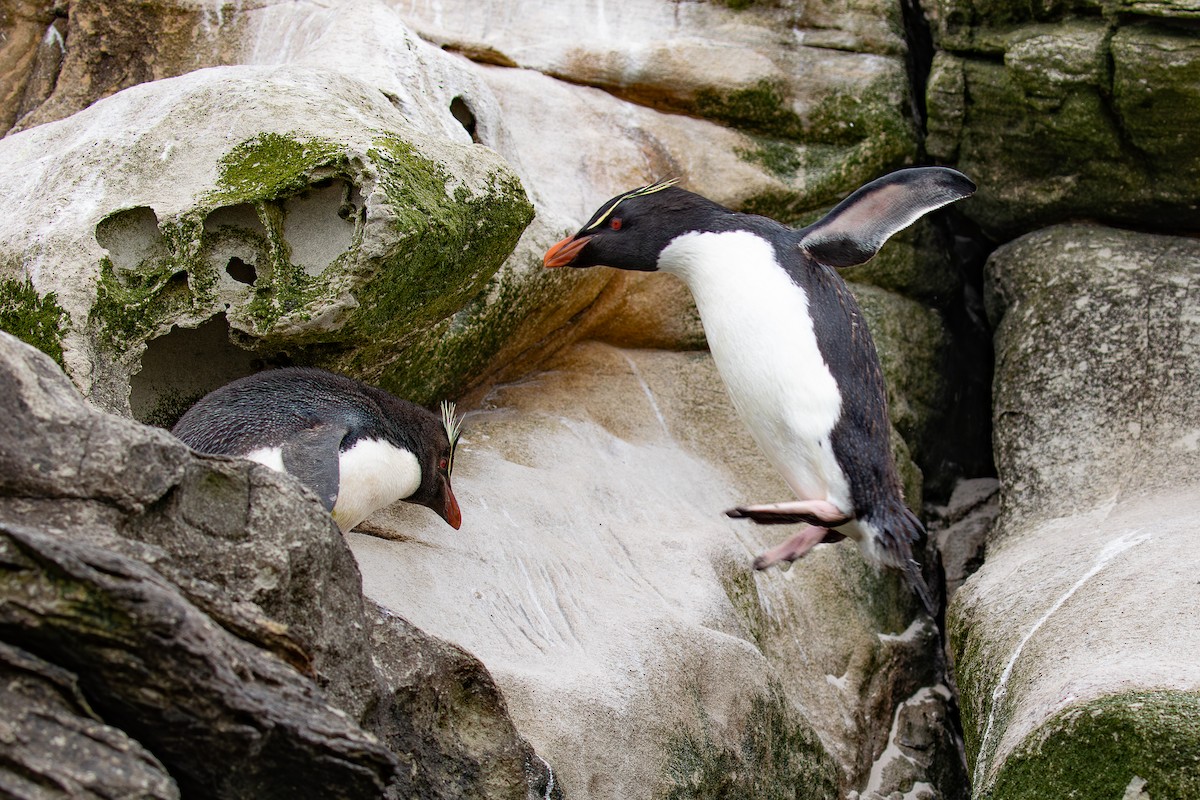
280;422;348;512
799;167;975;268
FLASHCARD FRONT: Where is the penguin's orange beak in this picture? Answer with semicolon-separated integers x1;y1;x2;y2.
440;482;462;529
544;234;592;268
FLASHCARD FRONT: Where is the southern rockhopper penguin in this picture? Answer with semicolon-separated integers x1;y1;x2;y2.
172;367;463;533
543;167;975;616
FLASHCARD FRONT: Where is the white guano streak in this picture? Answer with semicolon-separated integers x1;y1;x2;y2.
973;528;1154;784
621;352;668;435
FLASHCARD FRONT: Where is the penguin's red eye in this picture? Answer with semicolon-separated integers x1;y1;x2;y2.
610;218;622;230
438;457;449;472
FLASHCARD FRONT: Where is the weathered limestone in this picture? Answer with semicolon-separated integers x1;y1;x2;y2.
950;225;1200;798
0;63;532;422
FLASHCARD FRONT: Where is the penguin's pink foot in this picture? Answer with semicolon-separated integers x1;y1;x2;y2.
726;499;853;527
752;524;844;570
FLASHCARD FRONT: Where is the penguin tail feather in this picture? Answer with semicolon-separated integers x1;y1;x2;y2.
868;501;938;618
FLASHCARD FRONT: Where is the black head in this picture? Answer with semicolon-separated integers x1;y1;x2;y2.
368;389;463;530
544;179;731;272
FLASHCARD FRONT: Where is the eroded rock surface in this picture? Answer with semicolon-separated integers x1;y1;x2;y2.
0;60;532;423
950;226;1200;798
352;340;953;799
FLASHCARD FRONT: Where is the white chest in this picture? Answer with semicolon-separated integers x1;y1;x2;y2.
331;438;422;532
658;231;850;506
244;438;422;531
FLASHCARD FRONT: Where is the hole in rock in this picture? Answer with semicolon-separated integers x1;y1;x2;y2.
95;206;166;271
282;180;358;277
204;203;267;237
225;257;257;285
130;315;284;428
450;96;480;143
204;204;269;291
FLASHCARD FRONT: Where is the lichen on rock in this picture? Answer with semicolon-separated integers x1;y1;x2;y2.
0;277;69;368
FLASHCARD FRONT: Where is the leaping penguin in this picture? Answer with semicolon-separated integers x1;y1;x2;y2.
172;367;463;533
543;167;975;615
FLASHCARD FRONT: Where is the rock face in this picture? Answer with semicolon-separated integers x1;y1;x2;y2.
351;340;951;800
11;0;1199;797
950;226;1200;798
926;1;1200;237
0;331;554;800
0;59;532;422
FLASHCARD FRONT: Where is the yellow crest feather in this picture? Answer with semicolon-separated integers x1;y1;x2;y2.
584;178;680;231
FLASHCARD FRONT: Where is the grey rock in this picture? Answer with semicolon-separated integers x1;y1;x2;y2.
0;521;401;799
926;18;1200;237
0;641;179;800
853;685;968;800
0;331;556;800
928;478;999;601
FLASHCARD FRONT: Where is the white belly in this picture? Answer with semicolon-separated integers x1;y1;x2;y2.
659;231;852;510
245;439;422;532
332;438;422;532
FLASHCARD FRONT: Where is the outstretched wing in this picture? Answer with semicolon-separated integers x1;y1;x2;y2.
799;167;975;268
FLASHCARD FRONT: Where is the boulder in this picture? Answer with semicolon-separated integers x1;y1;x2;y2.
400;0;920;221
949;225;1200;798
0;330;555;800
0;641;178;800
0;61;533;422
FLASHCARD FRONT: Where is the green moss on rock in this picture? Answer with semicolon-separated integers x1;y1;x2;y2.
86;126;533;413
211;133;346;205
657;682;839;800
731;71;915;225
716;560;769;648
696;80;805;140
335;134;534;404
985;691;1200;800
91;256;195;350
0;278;69;367
735;137;805;180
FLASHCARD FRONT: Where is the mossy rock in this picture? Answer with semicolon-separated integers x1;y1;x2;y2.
87;126;532;420
927;19;1200;236
657;682;840;800
0;65;542;420
984;691;1200;800
731;69;918;224
851;281;951;479
0;278;69;368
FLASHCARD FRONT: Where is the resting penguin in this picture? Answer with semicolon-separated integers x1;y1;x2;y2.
543;167;975;615
172;367;463;533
